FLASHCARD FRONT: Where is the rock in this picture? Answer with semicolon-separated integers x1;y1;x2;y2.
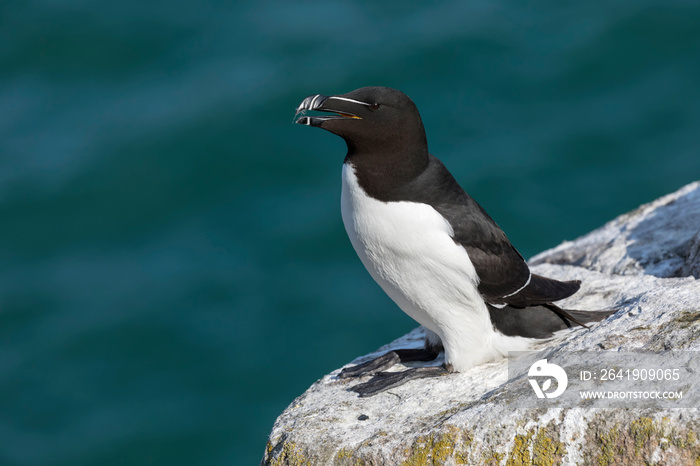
529;181;700;279
262;182;700;466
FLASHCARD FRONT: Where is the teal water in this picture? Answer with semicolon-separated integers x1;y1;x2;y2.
1;1;699;464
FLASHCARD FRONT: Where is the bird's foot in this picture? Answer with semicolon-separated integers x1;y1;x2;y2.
352;365;449;397
338;351;400;379
338;347;441;379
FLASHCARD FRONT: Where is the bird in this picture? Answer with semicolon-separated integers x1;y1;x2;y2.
294;86;613;397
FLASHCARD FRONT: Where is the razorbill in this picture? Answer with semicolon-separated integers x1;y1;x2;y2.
294;86;613;397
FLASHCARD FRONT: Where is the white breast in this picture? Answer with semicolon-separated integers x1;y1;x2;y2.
340;162;532;371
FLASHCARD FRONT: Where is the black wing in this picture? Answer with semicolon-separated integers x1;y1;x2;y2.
394;155;579;306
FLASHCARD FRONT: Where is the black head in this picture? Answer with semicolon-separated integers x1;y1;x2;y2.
294;86;428;159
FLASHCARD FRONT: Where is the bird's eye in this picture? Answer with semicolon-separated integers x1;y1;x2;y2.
368;103;380;111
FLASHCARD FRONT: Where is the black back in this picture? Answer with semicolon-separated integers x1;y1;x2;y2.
317;86;580;306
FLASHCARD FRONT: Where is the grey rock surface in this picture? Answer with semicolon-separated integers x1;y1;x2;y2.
262;182;700;466
530;181;700;279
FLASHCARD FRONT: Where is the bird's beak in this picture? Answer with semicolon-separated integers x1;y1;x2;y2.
293;94;364;127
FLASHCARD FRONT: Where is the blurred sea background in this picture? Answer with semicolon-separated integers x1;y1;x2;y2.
1;0;699;464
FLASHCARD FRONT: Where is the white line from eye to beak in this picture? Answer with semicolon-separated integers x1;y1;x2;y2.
326;96;372;106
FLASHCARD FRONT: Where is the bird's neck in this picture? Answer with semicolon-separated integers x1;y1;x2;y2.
343;142;430;201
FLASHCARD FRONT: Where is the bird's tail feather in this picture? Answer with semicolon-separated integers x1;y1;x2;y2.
488;303;617;339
